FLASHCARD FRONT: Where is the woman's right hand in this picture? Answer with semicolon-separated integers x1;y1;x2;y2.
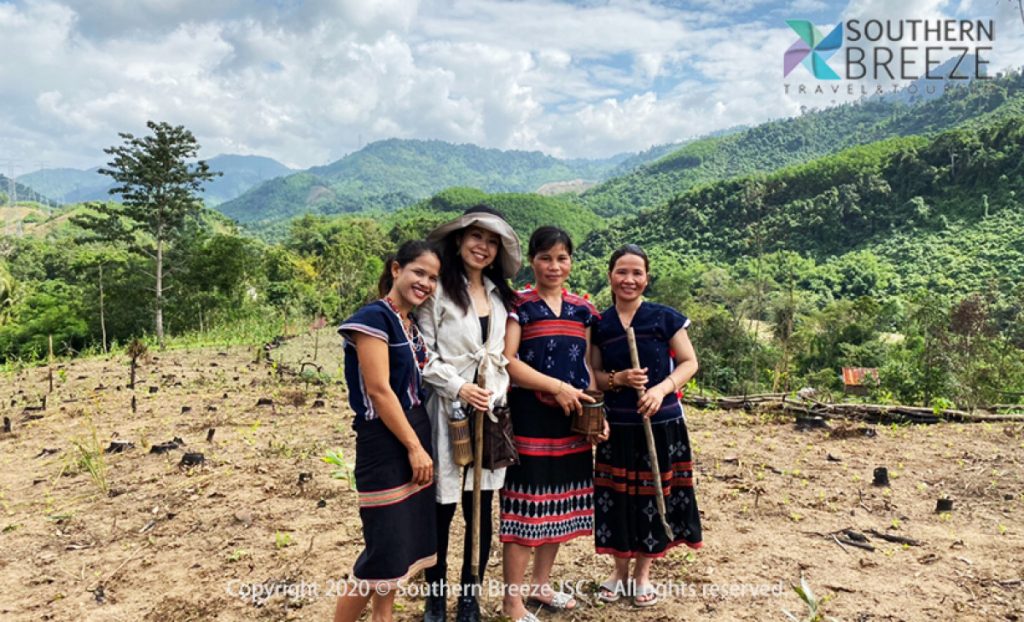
553;382;595;417
407;445;434;485
458;382;493;413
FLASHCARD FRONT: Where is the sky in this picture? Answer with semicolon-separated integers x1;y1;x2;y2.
1;0;1022;172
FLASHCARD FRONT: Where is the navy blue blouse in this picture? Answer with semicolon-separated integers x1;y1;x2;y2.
511;288;600;403
339;300;427;429
591;302;690;425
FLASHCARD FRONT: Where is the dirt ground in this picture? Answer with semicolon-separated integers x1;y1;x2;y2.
1;337;1022;621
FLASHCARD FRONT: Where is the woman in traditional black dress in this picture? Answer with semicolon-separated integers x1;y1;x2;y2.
589;244;703;608
334;240;441;622
499;227;608;622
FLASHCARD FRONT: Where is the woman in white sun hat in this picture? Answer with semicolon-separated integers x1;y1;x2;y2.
416;205;522;622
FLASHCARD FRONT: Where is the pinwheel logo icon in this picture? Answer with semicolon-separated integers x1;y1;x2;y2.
784;20;843;80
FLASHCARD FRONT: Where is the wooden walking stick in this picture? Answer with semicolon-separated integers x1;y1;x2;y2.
626;327;674;540
470;377;485;580
471;300;494;582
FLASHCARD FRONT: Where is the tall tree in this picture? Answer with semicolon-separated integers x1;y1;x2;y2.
97;121;219;347
70;246;130;354
71;202;134;353
0;262;17;326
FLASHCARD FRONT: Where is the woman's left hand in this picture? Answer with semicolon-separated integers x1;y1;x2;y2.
554;383;594;417
587;418;610;445
618;367;649;391
637;385;667;418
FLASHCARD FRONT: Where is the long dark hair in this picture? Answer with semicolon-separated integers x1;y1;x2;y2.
438;205;516;313
608;244;650;303
528;226;573;258
608;243;649;273
378;239;439;298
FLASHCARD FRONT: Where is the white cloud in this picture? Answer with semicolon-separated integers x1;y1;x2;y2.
1;0;1021;174
787;0;830;12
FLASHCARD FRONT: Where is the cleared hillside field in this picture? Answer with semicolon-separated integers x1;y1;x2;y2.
0;343;1020;621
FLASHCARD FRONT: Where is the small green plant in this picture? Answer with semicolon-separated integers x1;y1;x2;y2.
68;418;109;495
227;548;250;562
274;531;294;549
930;396;954;415
239;420;262;447
263;436;295;458
322;448;355;489
299;367;332;388
783;576;838;622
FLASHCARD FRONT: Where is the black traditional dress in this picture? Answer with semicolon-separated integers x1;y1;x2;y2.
340;299;437;586
591;301;703;558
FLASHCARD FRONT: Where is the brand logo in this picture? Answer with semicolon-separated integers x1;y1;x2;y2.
784;20;844;80
782;18;995;96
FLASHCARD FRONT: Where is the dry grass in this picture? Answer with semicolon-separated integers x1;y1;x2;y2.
0;344;1021;621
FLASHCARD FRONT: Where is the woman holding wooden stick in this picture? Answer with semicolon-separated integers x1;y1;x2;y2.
416;205;521;622
499;226;608;622
334;240;440;622
589;244;703;607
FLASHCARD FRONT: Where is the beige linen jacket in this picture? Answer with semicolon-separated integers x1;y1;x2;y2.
416;278;510;504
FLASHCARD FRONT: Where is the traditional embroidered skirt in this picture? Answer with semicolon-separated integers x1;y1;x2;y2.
594;417;703;557
499;388;594;547
353;405;437;586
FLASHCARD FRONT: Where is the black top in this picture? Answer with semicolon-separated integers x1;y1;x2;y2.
479;315;490;343
591;301;690;425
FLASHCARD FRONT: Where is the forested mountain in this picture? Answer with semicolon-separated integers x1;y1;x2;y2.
577;111;1024;300
407;187;604;249
5;69;1024;407
581;70;1024;217
18;154;292;206
216;139;626;225
606;127;749;178
14;168;105;205
202;155;294;205
0;175;57;207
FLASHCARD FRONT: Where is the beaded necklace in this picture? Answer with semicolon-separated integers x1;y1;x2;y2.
383;296;429;370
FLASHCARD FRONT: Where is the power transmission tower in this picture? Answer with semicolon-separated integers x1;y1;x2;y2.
1;159;19;236
9;162;17;206
35;161;50;211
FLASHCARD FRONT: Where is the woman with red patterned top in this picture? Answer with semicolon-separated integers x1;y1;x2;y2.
499;227;609;622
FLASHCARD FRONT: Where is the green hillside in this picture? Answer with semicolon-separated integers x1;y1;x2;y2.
15;168;106;204
581;71;1024;217
202;154;293;205
216;139;624;224
5;72;1023;405
18;155;293;207
0;175;57;207
409;187;603;246
577;112;1024;301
